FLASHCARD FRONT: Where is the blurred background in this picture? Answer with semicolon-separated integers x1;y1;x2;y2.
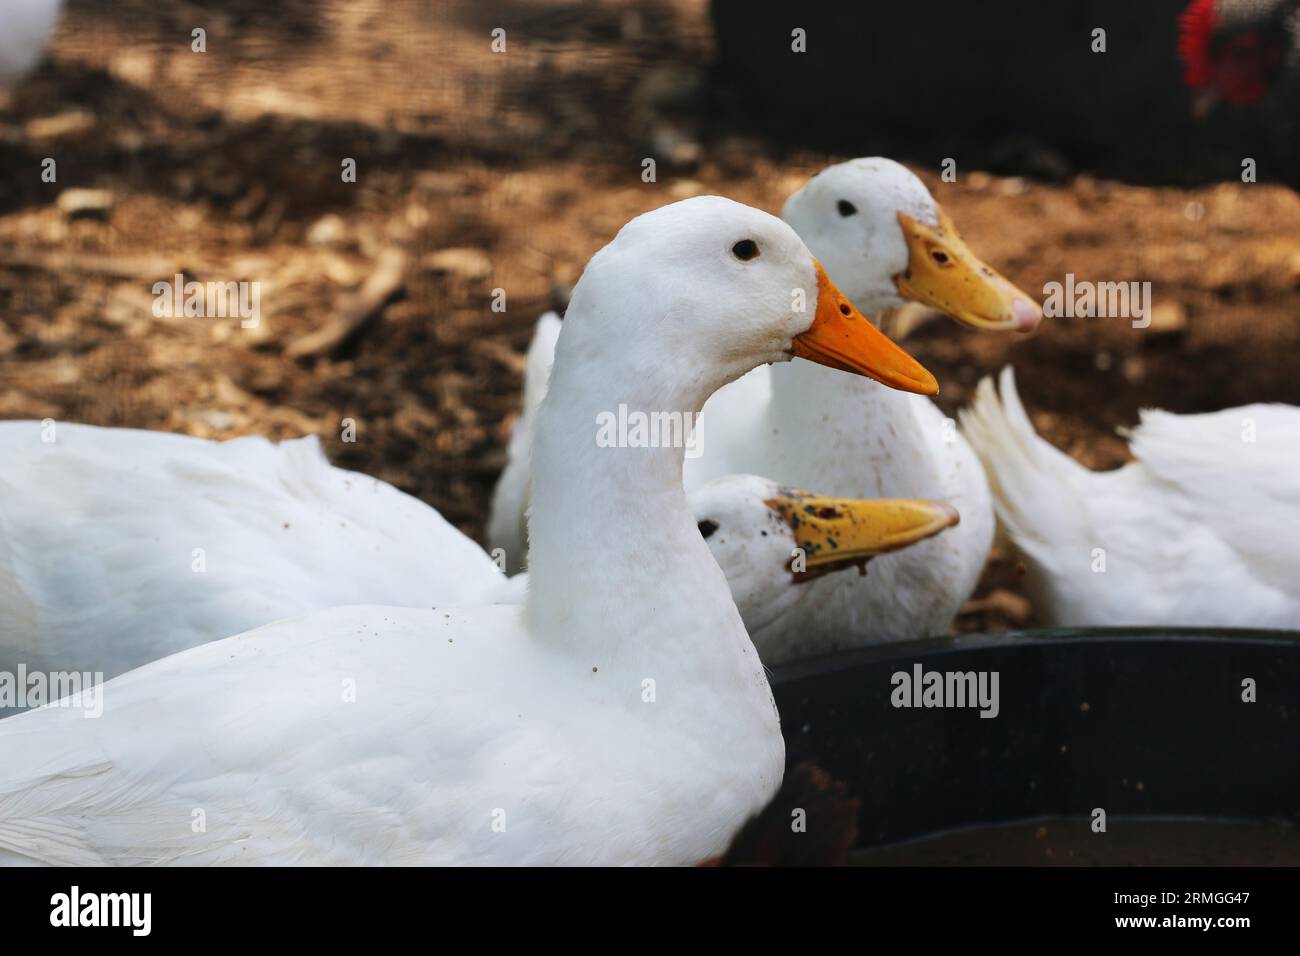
2;0;1298;632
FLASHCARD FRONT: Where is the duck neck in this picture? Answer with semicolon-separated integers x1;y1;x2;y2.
525;346;761;680
769;356;934;496
770;297;905;428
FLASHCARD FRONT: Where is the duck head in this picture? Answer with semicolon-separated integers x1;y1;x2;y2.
782;157;1042;333
564;195;938;397
690;474;960;635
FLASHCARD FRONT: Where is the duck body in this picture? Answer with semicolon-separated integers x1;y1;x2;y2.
0;0;61;86
962;367;1300;627
0;421;504;679
0;602;778;866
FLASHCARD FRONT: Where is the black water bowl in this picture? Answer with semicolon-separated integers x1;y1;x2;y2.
769;629;1300;865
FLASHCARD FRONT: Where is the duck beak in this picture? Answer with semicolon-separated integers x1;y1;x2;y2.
765;492;960;580
895;207;1042;333
793;261;939;395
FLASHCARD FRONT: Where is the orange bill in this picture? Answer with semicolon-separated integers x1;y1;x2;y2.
792;262;940;395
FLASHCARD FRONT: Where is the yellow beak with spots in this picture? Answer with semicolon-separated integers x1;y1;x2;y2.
765;491;961;581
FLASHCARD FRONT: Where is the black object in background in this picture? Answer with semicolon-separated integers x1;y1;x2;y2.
709;0;1278;184
771;628;1300;860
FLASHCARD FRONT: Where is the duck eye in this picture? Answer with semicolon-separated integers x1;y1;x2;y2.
930;250;951;265
837;200;857;217
697;519;720;539
731;239;760;261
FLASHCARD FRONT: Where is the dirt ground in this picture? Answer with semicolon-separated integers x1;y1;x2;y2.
3;0;1300;633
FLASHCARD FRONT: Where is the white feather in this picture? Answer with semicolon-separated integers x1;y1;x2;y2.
0;422;504;680
961;367;1300;627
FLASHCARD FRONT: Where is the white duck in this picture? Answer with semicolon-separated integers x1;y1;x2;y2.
0;196;941;865
0;0;61;87
0;426;955;681
490;158;1041;653
0;423;504;681
961;366;1300;627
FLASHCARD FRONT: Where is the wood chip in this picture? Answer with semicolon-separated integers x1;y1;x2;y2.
57;188;115;220
471;339;527;376
2;250;180;280
420;247;491;281
1146;301;1186;335
24;110;96;141
286;248;406;359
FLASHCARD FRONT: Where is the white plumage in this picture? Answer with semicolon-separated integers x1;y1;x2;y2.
0;427;951;681
0;602;764;865
720;363;994;659
0;196;937;865
960;366;1300;627
486;311;561;573
0;422;504;681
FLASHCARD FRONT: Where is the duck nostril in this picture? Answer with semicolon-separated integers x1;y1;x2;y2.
839;303;851;316
931;250;950;265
